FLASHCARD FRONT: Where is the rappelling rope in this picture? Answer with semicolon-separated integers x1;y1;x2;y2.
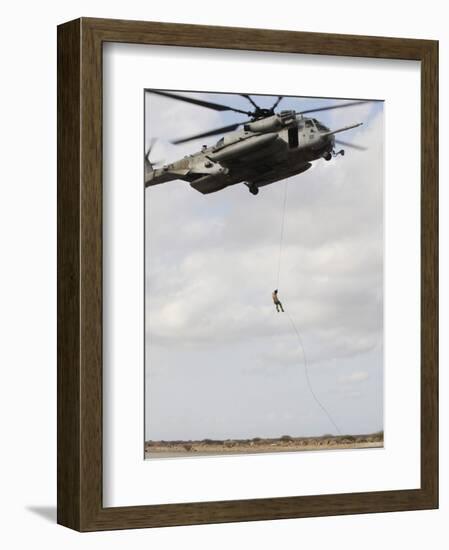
276;179;289;290
276;180;342;436
285;310;342;436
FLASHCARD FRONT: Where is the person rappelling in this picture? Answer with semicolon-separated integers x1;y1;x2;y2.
272;289;284;312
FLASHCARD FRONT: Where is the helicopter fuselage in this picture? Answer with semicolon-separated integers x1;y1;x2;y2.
145;110;359;195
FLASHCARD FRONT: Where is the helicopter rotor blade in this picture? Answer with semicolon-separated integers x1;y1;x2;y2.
334;139;368;151
172;121;250;145
240;94;261;109
240;94;283;114
298;100;371;116
146;89;252;116
270;96;283;110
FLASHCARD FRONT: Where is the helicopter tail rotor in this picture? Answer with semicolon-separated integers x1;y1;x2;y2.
145;138;165;178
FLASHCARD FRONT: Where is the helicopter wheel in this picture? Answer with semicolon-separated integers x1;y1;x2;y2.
249;184;259;196
323;152;332;161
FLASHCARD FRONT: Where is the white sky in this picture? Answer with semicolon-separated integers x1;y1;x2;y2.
144;91;384;441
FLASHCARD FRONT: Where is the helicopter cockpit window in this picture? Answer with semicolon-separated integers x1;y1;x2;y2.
305;120;314;128
313;119;329;132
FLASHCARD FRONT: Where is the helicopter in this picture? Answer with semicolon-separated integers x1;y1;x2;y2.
144;90;369;196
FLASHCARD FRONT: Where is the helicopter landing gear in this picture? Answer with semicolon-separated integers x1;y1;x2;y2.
249;184;259;195
244;182;259;195
324;149;345;161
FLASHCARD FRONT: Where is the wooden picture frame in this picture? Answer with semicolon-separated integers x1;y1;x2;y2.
57;17;438;531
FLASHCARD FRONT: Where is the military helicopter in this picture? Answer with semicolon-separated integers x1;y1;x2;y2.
145;90;369;196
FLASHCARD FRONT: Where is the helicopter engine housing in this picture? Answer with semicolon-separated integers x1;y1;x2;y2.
243;110;297;133
244;116;283;133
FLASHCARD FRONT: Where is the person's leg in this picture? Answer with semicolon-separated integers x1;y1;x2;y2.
276;303;280;312
279;301;284;312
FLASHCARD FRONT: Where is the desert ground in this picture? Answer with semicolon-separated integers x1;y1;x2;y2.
145;432;383;458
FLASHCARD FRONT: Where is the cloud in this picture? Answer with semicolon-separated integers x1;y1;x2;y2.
339;370;370;384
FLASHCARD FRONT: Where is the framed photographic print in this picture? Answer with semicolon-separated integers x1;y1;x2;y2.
57;17;438;531
143;89;384;461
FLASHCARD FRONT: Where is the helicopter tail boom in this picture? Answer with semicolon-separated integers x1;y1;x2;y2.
145;167;190;187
